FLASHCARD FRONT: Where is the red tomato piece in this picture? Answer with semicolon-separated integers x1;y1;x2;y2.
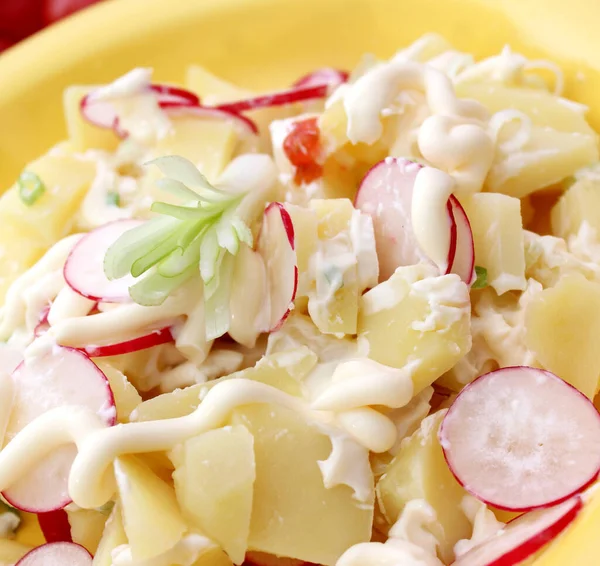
283;117;324;185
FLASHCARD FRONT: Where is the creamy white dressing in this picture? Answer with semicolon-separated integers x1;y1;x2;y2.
453;495;505;558
336;500;443;566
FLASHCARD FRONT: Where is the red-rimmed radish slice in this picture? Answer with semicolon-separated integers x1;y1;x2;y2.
79;93;126;137
355;158;456;282
16;542;92;566
150;84;200;107
64;219;143;303
3;347;116;512
439;366;600;512
82;325;173;358
37;509;72;543
292;68;349;89
216;84;330;114
257;203;298;332
453;496;583;566
448;196;475;285
162;103;259;135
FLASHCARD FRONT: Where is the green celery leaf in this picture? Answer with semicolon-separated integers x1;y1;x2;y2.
204;253;234;340
129;265;198;306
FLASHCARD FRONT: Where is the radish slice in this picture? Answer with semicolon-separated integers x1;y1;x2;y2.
82;325;174;358
448;196;475;285
16;542;92;566
150;84;200;107
3;347;116;512
34;305;51;338
439;367;600;512
216;84;330;114
79;93;121;133
257;203;298;332
355;158;456;282
453;496;583;566
37;509;72;543
292;68;349;89
162;103;259;135
64;219;143;303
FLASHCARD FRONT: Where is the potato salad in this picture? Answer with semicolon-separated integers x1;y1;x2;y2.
2;33;600;566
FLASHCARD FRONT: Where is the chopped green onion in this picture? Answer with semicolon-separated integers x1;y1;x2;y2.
472;266;488;290
106;191;121;207
17;171;45;206
104;155;253;339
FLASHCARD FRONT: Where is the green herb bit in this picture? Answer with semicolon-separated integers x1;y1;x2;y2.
17;171;46;206
106;191;121;207
472;265;488;290
104;156;252;329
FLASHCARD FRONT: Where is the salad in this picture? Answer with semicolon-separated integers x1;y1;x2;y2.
1;32;600;566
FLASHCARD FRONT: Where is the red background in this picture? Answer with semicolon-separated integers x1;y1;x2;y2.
0;0;103;53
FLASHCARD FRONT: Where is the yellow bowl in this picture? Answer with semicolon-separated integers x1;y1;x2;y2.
2;0;600;562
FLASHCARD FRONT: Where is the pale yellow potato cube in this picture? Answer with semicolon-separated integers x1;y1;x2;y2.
455;83;597;136
308;199;359;335
95;362;142;422
0;540;31;564
0;219;47;305
173;425;255;564
93;503;127;566
1;154;95;247
231;404;373;566
191;545;235;566
114;455;187;561
486;126;598;198
459;192;526;295
284;204;319;298
14;512;43;548
358;265;471;394
153;115;238;183
525;274;600;398
376;410;470;564
63;85;120;152
67;507;108;555
551;178;600;239
132;348;317;422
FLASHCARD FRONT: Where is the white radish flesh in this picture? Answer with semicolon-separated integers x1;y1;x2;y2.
64;219;143;303
257;203;298;332
3;347;115;512
355;158;447;281
440;366;600;511
16;542;92;566
448;196;475;285
453;496;583;566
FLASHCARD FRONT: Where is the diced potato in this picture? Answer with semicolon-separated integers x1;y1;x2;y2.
0;539;32;564
377;410;470;564
138;451;176;485
525;274;600;398
132;348;317;422
486;126;598;198
551;178;600;239
459;192;526;295
284;204;319;298
308;199;359;335
173;425;255;564
358;265;471;394
114;455;187;561
191;545;235;566
0;219;47;305
531;485;600;566
1;154;95;247
153;115;238;183
63;85;120;152
95;362;142;422
93;503;127;566
67;507;108;555
455;83;597;136
231;404;373;565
